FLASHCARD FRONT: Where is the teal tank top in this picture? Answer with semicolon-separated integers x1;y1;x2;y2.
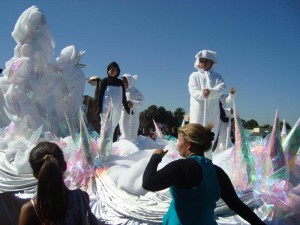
162;155;221;225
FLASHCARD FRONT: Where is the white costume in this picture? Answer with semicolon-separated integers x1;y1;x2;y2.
188;50;225;157
216;93;234;151
119;74;144;141
0;6;86;137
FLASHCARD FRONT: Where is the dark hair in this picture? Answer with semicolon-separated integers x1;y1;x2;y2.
29;142;67;224
107;61;120;77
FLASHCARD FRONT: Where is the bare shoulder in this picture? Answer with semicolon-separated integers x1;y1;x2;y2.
19;200;39;225
20;200;34;212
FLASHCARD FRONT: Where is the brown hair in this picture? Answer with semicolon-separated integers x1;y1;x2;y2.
178;123;214;153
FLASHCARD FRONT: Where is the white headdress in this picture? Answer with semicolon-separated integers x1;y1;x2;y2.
194;50;217;69
122;74;138;89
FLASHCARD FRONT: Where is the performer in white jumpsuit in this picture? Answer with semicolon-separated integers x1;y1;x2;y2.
188;50;225;159
215;89;236;151
119;74;144;142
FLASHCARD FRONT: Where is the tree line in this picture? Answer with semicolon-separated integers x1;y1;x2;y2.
139;105;291;130
139;105;185;130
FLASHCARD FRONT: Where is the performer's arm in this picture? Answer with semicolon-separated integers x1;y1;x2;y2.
143;154;201;191
129;90;144;106
97;79;107;115
121;82;130;114
208;74;225;98
215;165;266;225
188;73;207;100
224;87;236;104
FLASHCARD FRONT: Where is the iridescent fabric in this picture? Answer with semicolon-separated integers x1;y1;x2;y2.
0;5;299;225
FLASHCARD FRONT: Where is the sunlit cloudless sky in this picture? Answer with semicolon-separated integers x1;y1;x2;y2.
0;0;299;126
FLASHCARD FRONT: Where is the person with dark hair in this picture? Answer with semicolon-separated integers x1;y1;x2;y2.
97;62;130;158
143;123;265;225
19;142;96;225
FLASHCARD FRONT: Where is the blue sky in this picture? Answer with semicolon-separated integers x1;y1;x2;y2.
0;0;299;126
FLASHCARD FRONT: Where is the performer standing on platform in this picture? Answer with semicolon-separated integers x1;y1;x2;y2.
119;74;144;142
188;50;225;158
97;62;130;159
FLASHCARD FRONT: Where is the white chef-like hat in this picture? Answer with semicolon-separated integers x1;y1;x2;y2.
194;50;217;69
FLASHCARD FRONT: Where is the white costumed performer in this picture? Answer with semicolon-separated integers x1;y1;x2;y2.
119;74;144;142
216;91;235;151
188;50;225;158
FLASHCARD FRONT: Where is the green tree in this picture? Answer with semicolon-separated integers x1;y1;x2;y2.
140;105;178;129
166;110;177;128
244;119;259;129
173;107;186;127
155;106;167;123
140;105;158;129
258;121;291;130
